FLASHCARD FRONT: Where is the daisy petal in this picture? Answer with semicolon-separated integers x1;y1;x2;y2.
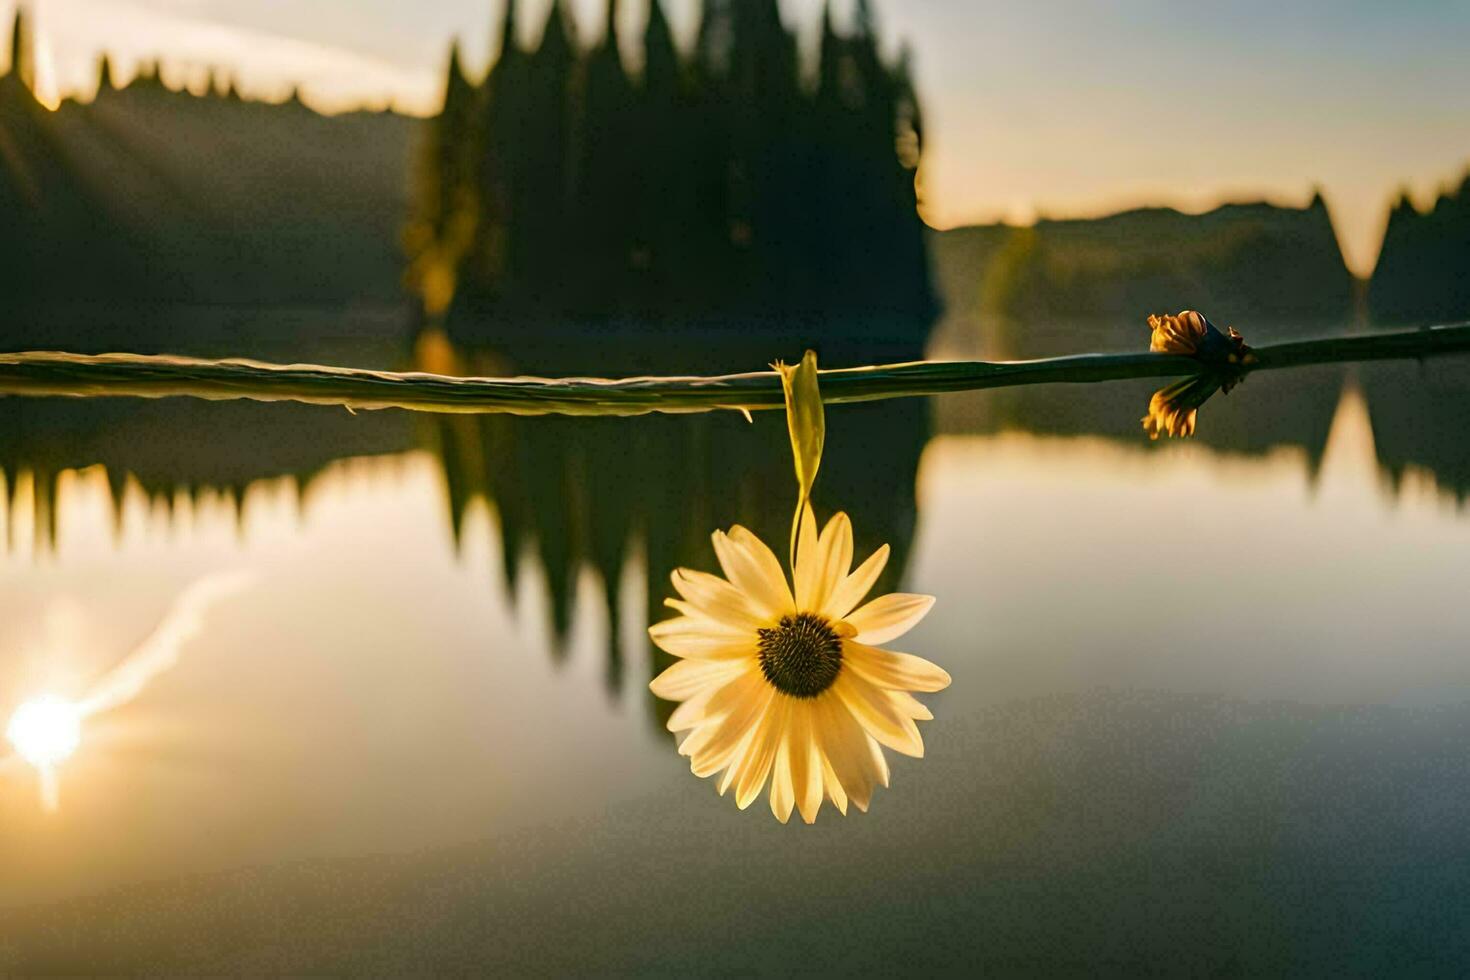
710;684;774;790
834;672;925;758
842;640;952;693
717;716;765;795
819;752;848;816
769;726;796;824
650;657;747;704
662;664;756;732
648;616;753;660
889;690;934;721
813;692;875;813
688;675;773;780
666;689;715;733
735;698;788;809
846;592;935;646
866;733;891;789
789;706;824;824
713;528;794;620
824;544;890;621
793;503;822;612
800;511;853;615
689;687;767;778
670;568;762;630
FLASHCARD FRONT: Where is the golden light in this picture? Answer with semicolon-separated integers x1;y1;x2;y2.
7;696;82;770
0;570;256;813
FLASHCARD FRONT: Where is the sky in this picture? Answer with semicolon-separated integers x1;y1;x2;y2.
13;0;1470;275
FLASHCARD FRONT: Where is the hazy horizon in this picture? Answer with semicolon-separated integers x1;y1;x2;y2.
10;0;1470;277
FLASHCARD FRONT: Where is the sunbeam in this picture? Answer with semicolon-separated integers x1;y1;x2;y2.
78;571;258;719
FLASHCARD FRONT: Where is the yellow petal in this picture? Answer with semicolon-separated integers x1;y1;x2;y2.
842;640;951;693
662;663;757;731
713;528;793;620
824;544;890;621
819;751;848;816
666;688;717;732
798;511;853;614
687;687;766;778
670;568;763;630
888;690;934;721
793;502;822;612
789;705;824;824
812;692;874;813
769;725;796;824
846;592;935;646
690;675;773;781
708;682;774;790
717;721;763;795
866;731;891;789
650;657;747;704
834;672;925;758
647;616;752;660
735;697;787;809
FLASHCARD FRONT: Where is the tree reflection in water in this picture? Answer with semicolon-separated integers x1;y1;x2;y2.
0;338;1465;729
426;395;927;725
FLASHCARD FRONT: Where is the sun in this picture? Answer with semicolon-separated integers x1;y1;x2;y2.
6;696;83;770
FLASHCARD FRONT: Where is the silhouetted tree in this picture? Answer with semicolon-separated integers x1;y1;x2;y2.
132;59;161;89
7;5;32;92
462;0;529;316
403;0;942;363
1370;172;1470;323
96;54;115;95
406;39;481;318
572;0;637;315
516;0;576;313
632;0;695;314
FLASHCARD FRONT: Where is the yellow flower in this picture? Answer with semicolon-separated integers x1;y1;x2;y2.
1142;311;1256;438
648;506;949;823
1148;310;1255;366
1141;376;1210;439
1148;310;1211;355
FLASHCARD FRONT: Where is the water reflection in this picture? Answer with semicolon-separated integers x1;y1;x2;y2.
1;342;1464;740
3;370;1468;971
425;399;927;722
933;317;1469;501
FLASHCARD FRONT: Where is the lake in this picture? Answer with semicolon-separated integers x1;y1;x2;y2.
1;333;1468;973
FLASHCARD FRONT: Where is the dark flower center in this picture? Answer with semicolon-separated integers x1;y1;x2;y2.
756;612;843;698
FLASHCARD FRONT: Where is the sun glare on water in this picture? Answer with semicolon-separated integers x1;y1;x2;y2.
6;697;83;813
7;696;83;769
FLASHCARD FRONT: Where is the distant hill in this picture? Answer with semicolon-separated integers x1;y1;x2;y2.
931;197;1355;350
1369;172;1470;324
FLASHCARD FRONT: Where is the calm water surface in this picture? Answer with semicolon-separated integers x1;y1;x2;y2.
1;359;1468;972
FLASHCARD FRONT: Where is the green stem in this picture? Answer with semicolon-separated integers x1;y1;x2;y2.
0;323;1466;418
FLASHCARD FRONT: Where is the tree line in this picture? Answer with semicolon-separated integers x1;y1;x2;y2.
405;0;937;357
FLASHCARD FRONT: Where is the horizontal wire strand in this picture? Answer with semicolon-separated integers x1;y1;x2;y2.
0;322;1466;418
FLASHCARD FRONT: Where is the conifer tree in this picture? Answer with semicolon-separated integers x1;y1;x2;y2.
631;0;689;313
574;0;635;314
96;54;115;94
7;6;33;91
466;0;528;314
516;0;575;311
407;38;481;318
443;0;939;351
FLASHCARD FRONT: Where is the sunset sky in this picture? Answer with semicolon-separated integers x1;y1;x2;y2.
16;0;1470;275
